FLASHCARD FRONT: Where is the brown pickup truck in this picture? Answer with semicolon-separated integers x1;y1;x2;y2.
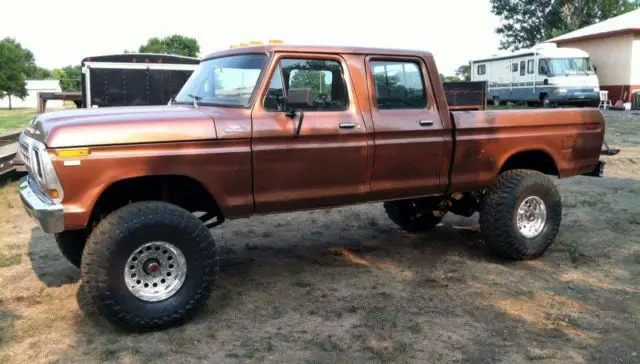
19;45;606;330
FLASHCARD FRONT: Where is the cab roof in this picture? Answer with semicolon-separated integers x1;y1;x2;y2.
203;45;433;61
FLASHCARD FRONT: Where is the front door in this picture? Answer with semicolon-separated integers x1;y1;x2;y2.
366;56;447;200
251;53;368;213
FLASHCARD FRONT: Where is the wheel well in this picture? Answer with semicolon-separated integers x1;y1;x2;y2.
90;175;222;227
500;150;558;176
540;92;548;101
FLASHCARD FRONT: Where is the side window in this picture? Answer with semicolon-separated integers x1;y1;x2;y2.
527;60;534;74
539;59;549;75
520;61;526;76
263;58;348;111
477;64;486;75
371;60;427;109
512;63;518;72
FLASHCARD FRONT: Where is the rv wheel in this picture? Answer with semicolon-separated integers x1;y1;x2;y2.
541;94;551;108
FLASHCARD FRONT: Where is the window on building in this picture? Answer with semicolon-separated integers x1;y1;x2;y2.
477;64;486;75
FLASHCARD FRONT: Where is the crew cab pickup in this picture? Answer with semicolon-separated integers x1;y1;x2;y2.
19;45;606;330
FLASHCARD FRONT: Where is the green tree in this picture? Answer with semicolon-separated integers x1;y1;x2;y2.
26;64;52;79
455;64;471;81
440;74;462;82
491;0;640;50
0;38;34;109
52;65;82;92
138;34;199;57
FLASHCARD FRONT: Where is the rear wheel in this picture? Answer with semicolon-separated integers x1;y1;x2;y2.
384;198;444;232
80;201;219;331
55;231;87;268
479;170;562;260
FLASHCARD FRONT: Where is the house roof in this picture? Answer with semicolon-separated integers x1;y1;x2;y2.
25;80;61;90
548;9;640;44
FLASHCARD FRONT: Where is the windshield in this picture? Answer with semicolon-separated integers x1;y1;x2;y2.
175;54;266;107
546;58;592;75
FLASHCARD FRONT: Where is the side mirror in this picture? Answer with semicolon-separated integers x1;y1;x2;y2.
287;88;313;108
283;88;312;136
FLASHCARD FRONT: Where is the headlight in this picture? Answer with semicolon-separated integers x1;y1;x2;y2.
557;88;567;93
21;134;64;203
593;87;600;92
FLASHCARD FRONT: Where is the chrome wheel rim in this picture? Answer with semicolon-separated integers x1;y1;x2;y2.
516;196;547;238
124;241;187;302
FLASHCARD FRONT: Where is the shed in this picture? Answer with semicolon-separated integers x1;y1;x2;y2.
547;9;640;103
0;80;64;109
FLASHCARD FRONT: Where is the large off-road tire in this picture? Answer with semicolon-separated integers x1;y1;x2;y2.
80;201;218;331
384;198;444;232
55;230;87;268
479;170;562;260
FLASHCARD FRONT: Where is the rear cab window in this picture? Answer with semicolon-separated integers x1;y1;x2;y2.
370;60;428;109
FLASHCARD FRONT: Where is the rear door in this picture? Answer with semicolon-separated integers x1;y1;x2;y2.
365;56;447;200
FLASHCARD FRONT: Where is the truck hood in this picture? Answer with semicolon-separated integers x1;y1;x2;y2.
25;105;217;148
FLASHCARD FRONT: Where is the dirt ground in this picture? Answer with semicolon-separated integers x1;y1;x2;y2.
0;112;638;363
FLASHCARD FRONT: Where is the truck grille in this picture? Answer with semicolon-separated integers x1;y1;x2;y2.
19;137;31;172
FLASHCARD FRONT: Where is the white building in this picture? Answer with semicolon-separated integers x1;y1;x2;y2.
0;80;64;109
547;9;640;103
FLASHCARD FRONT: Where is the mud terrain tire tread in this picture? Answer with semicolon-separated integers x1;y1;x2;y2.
80;201;218;331
480;170;562;260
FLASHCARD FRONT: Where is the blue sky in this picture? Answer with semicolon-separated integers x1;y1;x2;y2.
0;0;503;76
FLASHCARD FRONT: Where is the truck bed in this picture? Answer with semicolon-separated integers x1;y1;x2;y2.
448;108;605;191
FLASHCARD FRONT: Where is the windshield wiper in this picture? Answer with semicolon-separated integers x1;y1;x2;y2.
186;94;202;108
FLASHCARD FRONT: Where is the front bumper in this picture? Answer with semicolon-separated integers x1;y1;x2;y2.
19;176;64;233
550;90;599;103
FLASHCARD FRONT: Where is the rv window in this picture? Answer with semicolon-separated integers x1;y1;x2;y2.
477;64;486;75
527;60;534;74
520;61;526;76
512;63;518;72
371;60;427;109
539;59;549;75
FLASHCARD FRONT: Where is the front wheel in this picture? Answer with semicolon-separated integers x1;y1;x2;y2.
541;94;552;108
479;170;562;260
80;201;219;331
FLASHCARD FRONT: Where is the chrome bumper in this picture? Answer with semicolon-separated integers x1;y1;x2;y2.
19;176;64;234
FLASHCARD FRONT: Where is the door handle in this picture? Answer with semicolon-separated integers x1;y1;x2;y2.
339;122;356;129
419;120;434;126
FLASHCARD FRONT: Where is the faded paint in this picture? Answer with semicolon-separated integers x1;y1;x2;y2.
23;45;605;232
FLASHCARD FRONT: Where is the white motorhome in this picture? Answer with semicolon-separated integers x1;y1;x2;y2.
471;44;600;106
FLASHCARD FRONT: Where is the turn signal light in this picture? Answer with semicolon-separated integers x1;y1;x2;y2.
47;189;60;199
57;149;89;157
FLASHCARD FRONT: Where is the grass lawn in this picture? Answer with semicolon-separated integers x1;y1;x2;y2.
0;109;37;132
